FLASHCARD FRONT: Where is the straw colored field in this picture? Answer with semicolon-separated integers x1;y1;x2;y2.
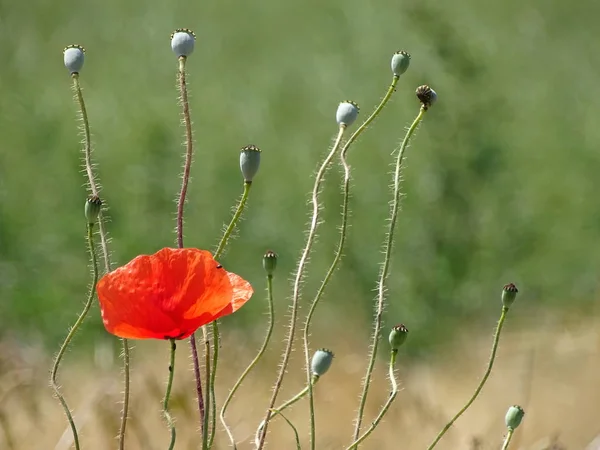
2;312;598;449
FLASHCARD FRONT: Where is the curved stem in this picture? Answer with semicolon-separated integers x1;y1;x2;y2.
272;409;301;450
303;77;400;450
72;70;130;450
346;351;398;449
163;339;178;450
501;428;515;450
255;379;318;446
426;306;510;450
174;54;206;434
206;181;253;448
256;126;346;449
221;273;275;449
50;223;98;450
352;107;426;444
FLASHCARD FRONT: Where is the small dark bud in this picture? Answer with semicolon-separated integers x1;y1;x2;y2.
389;324;408;351
85;195;102;225
311;348;334;377
502;283;518;308
240;144;261;183
263;250;277;276
391;51;411;76
416;85;437;110
505;405;525;430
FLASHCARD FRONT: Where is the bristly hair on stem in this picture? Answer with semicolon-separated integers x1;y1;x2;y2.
163;339;178;450
172;53;206;436
70;71;130;448
352;104;428;446
50;223;99;450
256;124;347;450
302;76;400;450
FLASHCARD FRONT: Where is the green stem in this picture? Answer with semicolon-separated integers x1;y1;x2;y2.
163;339;177;450
202;338;211;450
426;306;510;450
255;379;318;446
304;76;400;450
256;126;346;450
221;273;275;449
346;351;398;449
50;223;98;450
272;409;301;450
501;428;515;450
205;181;252;448
72;72;130;449
352;107;426;444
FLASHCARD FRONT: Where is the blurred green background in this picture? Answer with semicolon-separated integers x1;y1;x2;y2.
1;0;599;354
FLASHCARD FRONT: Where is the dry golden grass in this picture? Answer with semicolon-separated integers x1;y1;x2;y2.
2;313;599;450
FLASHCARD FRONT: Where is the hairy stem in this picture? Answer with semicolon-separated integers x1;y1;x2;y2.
501;428;515;450
346;351;398;449
256;126;346;449
50;223;98;450
352;107;426;443
255;378;319;446
202;338;212;450
173;54;206;434
272;409;301;450
221;273;275;449
163;339;177;450
304;76;399;449
426;306;509;450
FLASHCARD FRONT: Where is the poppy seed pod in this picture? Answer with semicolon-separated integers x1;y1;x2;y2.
85;195;102;225
336;101;360;127
63;45;85;74
240;144;261;182
416;85;437;110
502;283;519;308
263;250;277;276
170;28;196;57
505;405;525;430
391;51;411;76
311;348;334;377
389;324;408;351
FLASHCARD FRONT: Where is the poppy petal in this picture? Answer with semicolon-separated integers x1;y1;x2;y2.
212;272;254;321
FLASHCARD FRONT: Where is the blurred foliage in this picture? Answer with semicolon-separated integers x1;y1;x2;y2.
1;0;600;354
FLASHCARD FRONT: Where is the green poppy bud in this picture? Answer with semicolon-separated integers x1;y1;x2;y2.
389;324;408;351
416;85;437;110
505;405;525;430
311;348;334;377
171;28;196;57
391;51;411;76
63;44;85;74
502;283;519;308
85;195;102;225
336;101;359;127
240;144;261;183
263;250;277;276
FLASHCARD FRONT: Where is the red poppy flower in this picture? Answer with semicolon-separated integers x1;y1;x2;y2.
96;248;253;340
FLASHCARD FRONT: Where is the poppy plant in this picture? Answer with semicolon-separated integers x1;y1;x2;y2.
96;247;253;340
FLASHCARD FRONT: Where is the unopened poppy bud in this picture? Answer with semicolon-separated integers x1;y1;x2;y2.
311;348;334;377
263;250;277;276
170;28;196;57
391;51;411;76
240;144;261;183
85;195;102;225
63;45;85;74
505;405;525;430
336;101;359;127
502;283;518;308
416;85;437;110
389;324;408;351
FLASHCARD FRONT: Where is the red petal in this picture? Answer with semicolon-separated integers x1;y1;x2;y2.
212;272;254;321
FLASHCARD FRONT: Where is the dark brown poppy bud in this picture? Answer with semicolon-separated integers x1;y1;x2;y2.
416;85;437;110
